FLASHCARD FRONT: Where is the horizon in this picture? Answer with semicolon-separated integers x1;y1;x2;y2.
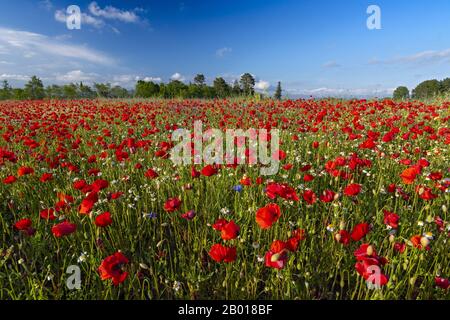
0;0;449;98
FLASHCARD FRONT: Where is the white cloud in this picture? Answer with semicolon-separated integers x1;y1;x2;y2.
0;74;30;81
0;27;114;65
88;2;142;23
215;47;232;58
170;72;185;81
370;48;450;65
142;76;162;82
54;9;105;28
322;61;341;68
55;70;99;82
255;80;270;91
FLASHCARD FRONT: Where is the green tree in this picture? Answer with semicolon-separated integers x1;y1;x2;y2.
78;83;96;99
94;83;112;98
12;88;27;100
232;80;241;96
135;80;160;98
213;77;231;98
240;73;255;96
194;74;206;86
0;80;12;100
412;80;440;99
63;83;78;99
392;86;409;100
274;81;282;100
110;86;130;98
439;78;450;94
24;76;45;100
165;80;187;98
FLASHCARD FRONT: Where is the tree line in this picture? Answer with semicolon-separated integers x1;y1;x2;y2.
393;78;450;100
0;73;284;100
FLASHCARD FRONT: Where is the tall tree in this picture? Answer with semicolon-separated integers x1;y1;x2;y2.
135;80;159;98
232;80;241;96
213;77;231;98
24;76;45;100
194;74;206;86
392;86;409;100
0;80;12;100
274;81;282;100
240;73;255;96
94;83;112;98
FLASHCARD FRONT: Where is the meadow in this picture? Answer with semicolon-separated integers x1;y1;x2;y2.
0;98;449;300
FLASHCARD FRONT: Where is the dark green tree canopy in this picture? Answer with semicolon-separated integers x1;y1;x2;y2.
240;73;255;96
274;81;282;100
393;86;409;100
24;76;45;100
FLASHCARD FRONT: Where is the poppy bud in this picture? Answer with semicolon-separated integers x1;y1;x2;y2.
420;236;430;248
270;252;282;262
366;245;374;256
334;233;341;242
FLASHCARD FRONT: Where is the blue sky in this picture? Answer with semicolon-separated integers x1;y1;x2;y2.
0;0;449;97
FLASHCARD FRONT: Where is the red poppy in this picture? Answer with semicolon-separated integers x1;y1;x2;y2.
39;173;53;182
95;212;113;227
335;230;351;245
92;179;109;192
212;218;228;231
51;221;77;238
220;220;240;240
343;183;362;197
144;168;159;179
400;166;420;184
428;172;443;181
265;182;299;201
201;164;217;177
265;240;289;269
435;277;449;289
383;210;400;229
181;209;196;220
351;222;370;241
320;189;336;202
73;179;87;190
256;203;281;229
191;167;200;178
209;244;236;263
40;208;56;220
394;242;406;253
98;252;129;285
302;189;317;205
14;218;35;235
164;197;182;212
79;192;99;214
3;175;16;184
109;191;124;200
17;166;34;177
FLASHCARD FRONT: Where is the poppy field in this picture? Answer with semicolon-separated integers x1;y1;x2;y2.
0;98;449;300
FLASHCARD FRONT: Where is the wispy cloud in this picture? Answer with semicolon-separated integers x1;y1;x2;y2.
0;73;30;81
215;47;232;58
369;48;450;66
0;27;114;65
55;70;99;82
322;61;341;68
39;0;53;11
88;2;144;23
54;9;104;28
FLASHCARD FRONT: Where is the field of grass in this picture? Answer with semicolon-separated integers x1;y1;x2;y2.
0;98;449;300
